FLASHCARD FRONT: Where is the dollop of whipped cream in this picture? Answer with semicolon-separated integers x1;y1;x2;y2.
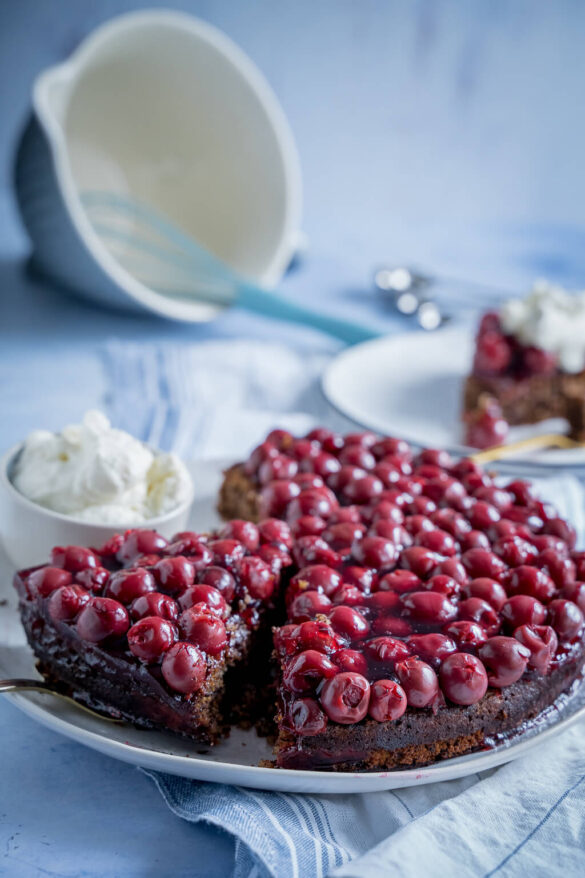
500;280;585;373
12;410;192;525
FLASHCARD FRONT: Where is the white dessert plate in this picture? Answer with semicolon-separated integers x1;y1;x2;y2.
322;326;585;475
1;458;584;794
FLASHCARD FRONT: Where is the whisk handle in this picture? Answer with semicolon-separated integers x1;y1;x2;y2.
238;283;382;345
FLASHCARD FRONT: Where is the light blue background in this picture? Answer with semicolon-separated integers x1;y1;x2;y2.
1;1;585;875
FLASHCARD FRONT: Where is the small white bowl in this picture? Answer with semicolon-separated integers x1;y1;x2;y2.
14;9;302;322
0;444;195;571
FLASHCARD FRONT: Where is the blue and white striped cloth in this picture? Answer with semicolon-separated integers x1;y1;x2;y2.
105;338;585;878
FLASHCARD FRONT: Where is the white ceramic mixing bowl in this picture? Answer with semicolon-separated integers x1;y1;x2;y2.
15;9;302;322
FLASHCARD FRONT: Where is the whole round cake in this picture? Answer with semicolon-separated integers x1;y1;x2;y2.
14;428;585;771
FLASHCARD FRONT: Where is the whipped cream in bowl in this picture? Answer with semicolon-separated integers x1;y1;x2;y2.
0;411;194;569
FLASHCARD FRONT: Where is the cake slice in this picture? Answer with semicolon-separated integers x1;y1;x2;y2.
463;282;585;448
14;521;293;743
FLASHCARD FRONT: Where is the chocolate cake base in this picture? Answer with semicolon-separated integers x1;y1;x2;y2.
218;464;261;522
274;651;584;770
463;372;585;440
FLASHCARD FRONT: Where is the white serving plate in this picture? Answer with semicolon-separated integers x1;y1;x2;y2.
322;326;585;475
1;459;584;794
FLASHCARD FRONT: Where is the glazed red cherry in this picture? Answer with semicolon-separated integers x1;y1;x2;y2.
478;636;530;687
378;570;420;594
365;636;411;667
430;509;472;539
286;697;328;736
76;597;129;642
319;672;370;724
311;451;341;479
424;575;461;598
501;595;546;630
154;556;196;595
474;485;513;512
178;584;229;619
333;648;368;675
27;566;73;598
75;566;109;592
473;331;512;375
344;566;377;592
444;620;488;652
373;462;401;488
179;606;228;655
440;653;488;705
294;620;342;655
344;431;377;448
400;547;444;579
265;428;294;451
283;649;338;693
287;487;337;522
407;495;437;516
207;539;246;570
328;606;370;640
415;529;457;557
291;515;327;537
294;473;325;491
198;567;236;602
514;624;558;674
105;568;157;604
164;536;213;571
506;566;556;602
433;557;469;585
127;616;177;662
542;517;576;550
293;536;341;569
220;520;260;552
245;440;279;474
326;465;368;494
323;522;366;551
368;679;407;722
343;475;384;505
259;479;301;517
258;518;293;550
538;549;576;589
290;565;342;597
422;475;466;508
547;599;584;642
461;549;507;580
561;581;585;614
493;537;538;568
367;591;400;614
236;556;276;600
306;427;344;452
395;658;439;708
406;633;457;668
353;537;398;570
48;585;90;622
130;591;179;622
404;515;434;537
330;506;363;525
51;546;99;573
460;530;490;551
339;445;376;471
258;454;298;485
116;530;168;564
258;544;292;576
332;585;365;606
464;578;507;612
161;642;206;694
289;590;333;622
401;591;457;625
457;598;500;635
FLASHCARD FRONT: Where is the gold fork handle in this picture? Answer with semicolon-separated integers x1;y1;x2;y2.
470;432;583;464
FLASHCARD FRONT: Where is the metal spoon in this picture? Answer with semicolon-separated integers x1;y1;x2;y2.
0;677;124;723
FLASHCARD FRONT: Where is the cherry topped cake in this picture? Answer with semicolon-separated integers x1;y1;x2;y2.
15;427;585;771
14;522;293;743
463;281;585;448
